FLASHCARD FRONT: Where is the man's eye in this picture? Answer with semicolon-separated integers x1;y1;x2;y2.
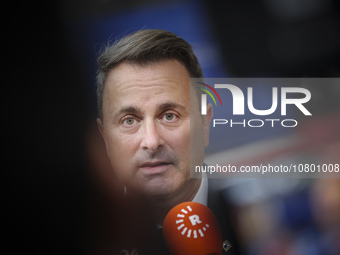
123;118;135;125
163;113;175;121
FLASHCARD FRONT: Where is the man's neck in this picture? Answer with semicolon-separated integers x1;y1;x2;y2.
148;178;202;225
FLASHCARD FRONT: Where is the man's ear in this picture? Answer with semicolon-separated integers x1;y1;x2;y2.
203;103;213;147
97;118;104;137
97;118;109;153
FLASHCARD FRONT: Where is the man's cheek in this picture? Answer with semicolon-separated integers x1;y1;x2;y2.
178;128;191;152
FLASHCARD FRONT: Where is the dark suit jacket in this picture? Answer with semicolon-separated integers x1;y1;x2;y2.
208;178;242;255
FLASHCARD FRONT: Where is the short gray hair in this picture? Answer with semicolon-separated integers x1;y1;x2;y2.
96;29;203;120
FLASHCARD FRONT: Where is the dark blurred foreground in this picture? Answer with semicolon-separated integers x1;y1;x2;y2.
5;1;92;254
4;1;339;255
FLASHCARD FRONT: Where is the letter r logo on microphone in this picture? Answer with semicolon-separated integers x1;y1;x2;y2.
189;215;202;226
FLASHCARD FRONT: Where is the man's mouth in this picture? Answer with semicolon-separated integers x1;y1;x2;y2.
139;161;172;174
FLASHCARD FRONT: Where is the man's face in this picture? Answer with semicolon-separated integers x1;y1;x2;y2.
98;60;212;197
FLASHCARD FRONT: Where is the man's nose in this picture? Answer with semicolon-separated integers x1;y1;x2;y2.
140;119;163;152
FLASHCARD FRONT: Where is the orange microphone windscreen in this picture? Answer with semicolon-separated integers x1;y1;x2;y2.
163;202;223;255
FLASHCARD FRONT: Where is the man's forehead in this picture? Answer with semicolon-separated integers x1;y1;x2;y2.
102;60;194;116
105;60;190;89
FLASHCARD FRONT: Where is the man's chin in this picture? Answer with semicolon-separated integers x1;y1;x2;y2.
137;178;181;198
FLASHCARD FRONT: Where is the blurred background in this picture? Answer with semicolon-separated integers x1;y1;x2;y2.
6;0;339;254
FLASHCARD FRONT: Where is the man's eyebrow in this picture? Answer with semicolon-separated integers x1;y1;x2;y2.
113;102;186;120
114;106;141;119
157;102;186;111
